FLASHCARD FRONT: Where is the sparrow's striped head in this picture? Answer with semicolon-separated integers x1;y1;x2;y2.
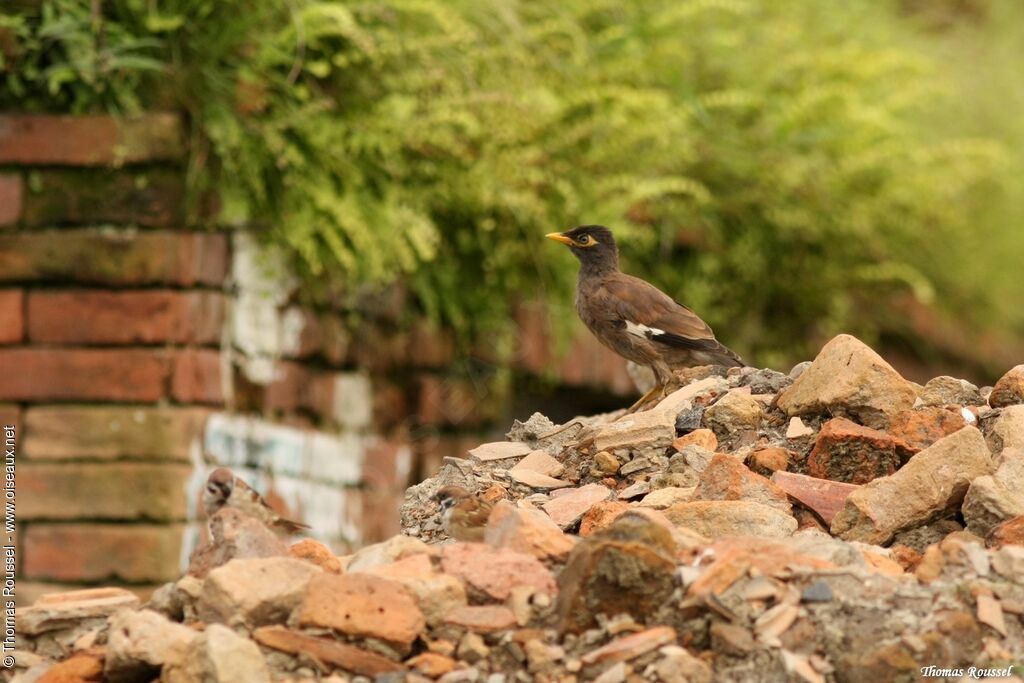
434;485;471;514
205;468;235;503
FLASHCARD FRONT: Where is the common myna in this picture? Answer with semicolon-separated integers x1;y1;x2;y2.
547;225;744;407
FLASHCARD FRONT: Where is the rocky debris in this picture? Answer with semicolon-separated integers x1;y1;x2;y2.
543;483;614;529
187;507;288;578
987;514;1024;548
691;454;792;513
770;471;859;525
296;573;426;645
777;333;918;428
440;542;556;601
556;512;677;633
288;537;344;573
665;500;798;538
831;426;994;544
104;609;197;683
253;625;404;676
705;389;763;445
484;501;576;561
17;587;140;637
20;334;1024;683
990;364;1024;407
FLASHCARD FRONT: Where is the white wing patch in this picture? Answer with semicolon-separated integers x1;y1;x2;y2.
624;320;666;340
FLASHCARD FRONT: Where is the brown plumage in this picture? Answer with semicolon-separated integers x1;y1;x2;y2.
434;485;494;542
547;225;743;404
202;467;310;536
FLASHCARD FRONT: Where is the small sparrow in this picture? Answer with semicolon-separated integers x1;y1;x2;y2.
434;485;495;542
202;467;310;536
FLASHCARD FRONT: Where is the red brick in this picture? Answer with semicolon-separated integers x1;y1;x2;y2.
0;173;21;226
27;290;224;345
0;229;228;286
22;523;185;583
0;113;183;166
372;379;412;431
0;289;23;344
23;406;207;461
21;168;184;227
19;462;190;521
512;303;636;395
0;348;169;402
406;321;455;368
171;349;225;405
256;361;333;419
292;309;349;365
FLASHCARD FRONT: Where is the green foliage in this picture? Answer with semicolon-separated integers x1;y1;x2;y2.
2;0;1015;371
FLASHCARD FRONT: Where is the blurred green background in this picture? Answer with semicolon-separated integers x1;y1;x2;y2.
4;0;1022;383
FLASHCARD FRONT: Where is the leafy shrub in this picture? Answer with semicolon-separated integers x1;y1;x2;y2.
1;0;1010;370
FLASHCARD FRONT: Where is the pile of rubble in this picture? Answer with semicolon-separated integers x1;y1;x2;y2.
13;334;1024;682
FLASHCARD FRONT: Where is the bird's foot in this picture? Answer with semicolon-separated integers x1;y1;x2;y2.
622;384;665;415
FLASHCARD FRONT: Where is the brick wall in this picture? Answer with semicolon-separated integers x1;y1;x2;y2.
0;112;638;604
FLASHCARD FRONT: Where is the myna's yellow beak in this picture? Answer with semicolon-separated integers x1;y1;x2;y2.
545;232;574;246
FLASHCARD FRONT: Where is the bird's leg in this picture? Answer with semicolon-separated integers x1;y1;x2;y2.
623;383;664;415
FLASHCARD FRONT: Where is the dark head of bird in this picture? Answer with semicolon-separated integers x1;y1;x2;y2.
546;225;619;275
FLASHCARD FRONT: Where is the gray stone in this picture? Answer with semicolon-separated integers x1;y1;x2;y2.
675;406;704;434
919;376;983;407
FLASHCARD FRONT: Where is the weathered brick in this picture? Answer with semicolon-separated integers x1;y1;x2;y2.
0;173;21;226
0;113;183;166
0;289;23;344
171;349;225;405
362;440;414;489
24;406;207;461
0;403;19;428
19;463;190;521
513;303;636;395
0;229;228;286
15;582;158;609
21;168;185;227
28;290;224;345
291;309;349;365
417;375;499;428
0;348;170;402
22;523;185;583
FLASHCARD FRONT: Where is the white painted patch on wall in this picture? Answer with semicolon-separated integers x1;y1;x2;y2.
179;412;369;562
231;233;302;384
331;372;373;430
